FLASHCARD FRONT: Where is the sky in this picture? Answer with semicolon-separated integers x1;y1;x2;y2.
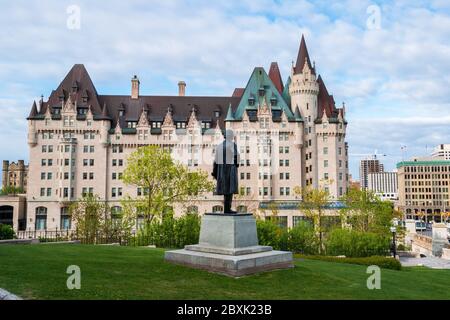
0;0;449;180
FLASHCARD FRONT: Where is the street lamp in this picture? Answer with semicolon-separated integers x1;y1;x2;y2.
390;226;397;258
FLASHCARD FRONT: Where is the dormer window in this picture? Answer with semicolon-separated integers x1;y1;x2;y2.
258;87;265;96
152;121;161;129
176;122;186;129
201;122;211;129
248;97;255;106
119;110;124;117
78;108;88;115
127;121;137;128
214;111;220;118
54;108;61;115
72;81;79;93
270;97;277;106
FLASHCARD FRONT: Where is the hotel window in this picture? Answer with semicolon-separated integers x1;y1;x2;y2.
324;160;328;168
285;187;290;196
42;145;47;153
118;188;122;197
83;172;88;180
324;173;329;180
119;159;123;166
41;172;46;180
60;207;71;230
41;159;47;166
46;188;52;196
323;147;328;155
112;188;117;198
240;172;245;180
48;159;53;166
286;172;290;180
89;159;94;166
47;172;52;180
280;187;284;196
35;207;47;230
89;172;94;180
90;146;94;153
112;172;117;180
64;172;69;180
83;146;89;153
40;188;45;196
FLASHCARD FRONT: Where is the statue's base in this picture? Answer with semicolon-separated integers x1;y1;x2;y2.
164;213;293;277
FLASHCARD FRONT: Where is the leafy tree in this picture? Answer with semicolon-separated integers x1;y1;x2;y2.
70;194;133;244
339;187;400;236
294;185;330;254
121;145;214;224
0;186;24;195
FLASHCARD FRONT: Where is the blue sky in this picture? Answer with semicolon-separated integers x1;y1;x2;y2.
0;0;449;180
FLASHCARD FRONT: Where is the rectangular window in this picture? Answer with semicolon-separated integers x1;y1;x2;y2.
324;173;329;180
112;159;117;166
112;172;117;180
46;188;51;197
42;145;47;153
89;172;94;180
41;172;46;180
48;159;53;166
83;146;89;153
89;159;94;166
47;172;52;180
324;160;328;168
112;188;116;198
41;159;47;166
40;188;45;196
83;172;88;180
324;147;328;155
83;159;88;166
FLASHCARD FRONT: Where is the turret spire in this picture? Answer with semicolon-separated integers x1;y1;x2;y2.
294;34;315;75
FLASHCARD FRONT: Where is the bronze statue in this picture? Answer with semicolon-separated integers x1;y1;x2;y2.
212;129;240;213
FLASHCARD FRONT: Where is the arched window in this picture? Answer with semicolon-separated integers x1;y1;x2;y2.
0;206;14;226
35;207;47;230
212;205;223;213
60;207;71;230
237;205;247;213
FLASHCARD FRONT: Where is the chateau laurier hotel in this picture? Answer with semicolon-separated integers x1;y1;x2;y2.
22;36;348;232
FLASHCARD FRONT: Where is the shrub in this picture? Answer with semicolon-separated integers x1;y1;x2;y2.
0;224;15;240
325;228;390;257
296;254;401;270
288;221;319;255
133;213;201;248
256;219;282;248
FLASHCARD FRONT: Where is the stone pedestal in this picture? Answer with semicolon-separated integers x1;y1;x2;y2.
165;213;293;277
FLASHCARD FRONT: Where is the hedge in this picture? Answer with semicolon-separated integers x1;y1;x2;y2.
295;254;402;270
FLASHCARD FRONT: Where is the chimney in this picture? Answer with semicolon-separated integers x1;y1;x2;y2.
131;75;140;99
178;81;186;96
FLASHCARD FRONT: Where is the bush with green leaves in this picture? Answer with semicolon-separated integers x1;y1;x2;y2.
132;213;201;248
325;228;390;257
288;221;319;255
0;224;15;240
257;219;319;254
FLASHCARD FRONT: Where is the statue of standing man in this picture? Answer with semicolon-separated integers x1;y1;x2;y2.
212;129;240;214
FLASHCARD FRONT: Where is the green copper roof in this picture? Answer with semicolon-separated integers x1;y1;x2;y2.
225;104;235;121
233;67;295;121
397;160;450;168
282;76;291;107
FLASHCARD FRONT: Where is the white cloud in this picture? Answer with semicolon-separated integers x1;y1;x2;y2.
0;0;449;180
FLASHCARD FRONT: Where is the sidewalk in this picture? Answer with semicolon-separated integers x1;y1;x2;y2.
400;256;450;269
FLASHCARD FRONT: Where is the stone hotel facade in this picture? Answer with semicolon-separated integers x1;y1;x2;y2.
24;36;349;231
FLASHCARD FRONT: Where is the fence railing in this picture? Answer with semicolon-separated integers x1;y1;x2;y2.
16;229;129;245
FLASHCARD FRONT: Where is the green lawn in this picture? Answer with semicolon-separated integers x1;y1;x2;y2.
0;244;449;300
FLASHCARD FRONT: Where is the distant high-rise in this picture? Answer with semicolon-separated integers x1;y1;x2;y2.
359;157;384;190
432;144;450;160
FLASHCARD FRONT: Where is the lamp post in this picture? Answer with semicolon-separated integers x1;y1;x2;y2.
390;226;397;258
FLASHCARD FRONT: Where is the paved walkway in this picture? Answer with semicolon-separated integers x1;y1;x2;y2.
400;256;450;269
0;288;22;300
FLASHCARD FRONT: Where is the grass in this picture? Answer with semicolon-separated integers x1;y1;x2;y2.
0;244;450;300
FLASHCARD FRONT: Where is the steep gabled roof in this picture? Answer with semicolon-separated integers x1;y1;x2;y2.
268;62;284;94
233;67;295;121
232;88;245;98
27;101;39;120
294;35;315;75
317;75;337;118
43;64;102;115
